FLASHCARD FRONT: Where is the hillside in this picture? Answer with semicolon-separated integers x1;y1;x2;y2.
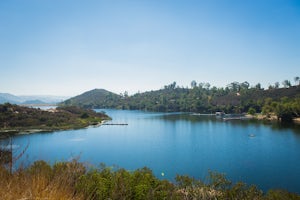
212;86;300;111
60;89;121;108
62;84;299;109
0;93;22;104
0;104;110;137
61;83;300;122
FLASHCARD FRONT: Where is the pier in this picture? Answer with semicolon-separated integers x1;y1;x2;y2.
102;123;128;126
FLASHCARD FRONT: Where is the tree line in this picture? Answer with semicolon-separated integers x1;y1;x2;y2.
61;78;300;122
120;79;300;122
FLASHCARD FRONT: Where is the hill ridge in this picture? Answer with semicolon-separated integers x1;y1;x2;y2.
61;84;300;116
61;88;121;108
0;93;68;104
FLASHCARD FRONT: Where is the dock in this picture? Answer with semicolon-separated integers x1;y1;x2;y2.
102;123;128;126
222;116;251;121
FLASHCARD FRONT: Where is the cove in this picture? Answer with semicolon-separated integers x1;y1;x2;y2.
2;109;300;194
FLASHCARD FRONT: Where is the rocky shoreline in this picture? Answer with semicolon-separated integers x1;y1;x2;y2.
247;113;300;124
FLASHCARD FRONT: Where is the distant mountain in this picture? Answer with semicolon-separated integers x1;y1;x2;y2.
60;89;121;108
19;95;68;104
0;93;69;105
21;100;47;105
0;93;23;104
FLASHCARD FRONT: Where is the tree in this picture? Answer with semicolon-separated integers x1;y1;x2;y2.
248;107;256;115
275;103;293;122
165;82;176;90
171;81;176;89
294;76;300;86
198;82;205;89
240;81;250;90
227;82;240;92
274;82;280;89
255;83;262;90
268;85;274;90
190;80;197;88
282;80;291;88
80;113;89;119
205;82;211;90
124;91;129;98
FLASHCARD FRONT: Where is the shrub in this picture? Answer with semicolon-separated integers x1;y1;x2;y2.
0;160;299;199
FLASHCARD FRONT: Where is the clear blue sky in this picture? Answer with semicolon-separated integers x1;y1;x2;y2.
1;0;299;96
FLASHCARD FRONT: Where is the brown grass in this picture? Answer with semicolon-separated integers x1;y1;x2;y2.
1;160;299;200
0;162;83;200
254;113;278;121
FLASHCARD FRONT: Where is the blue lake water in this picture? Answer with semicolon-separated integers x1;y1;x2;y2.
2;109;300;193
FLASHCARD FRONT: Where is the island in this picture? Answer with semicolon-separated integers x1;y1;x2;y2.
0;103;110;138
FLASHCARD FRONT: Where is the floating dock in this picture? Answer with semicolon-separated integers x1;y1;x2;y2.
102;123;128;126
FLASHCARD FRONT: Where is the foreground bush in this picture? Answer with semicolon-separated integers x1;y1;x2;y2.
0;160;84;199
0;160;299;200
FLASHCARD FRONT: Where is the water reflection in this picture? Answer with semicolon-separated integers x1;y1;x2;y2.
155;112;300;134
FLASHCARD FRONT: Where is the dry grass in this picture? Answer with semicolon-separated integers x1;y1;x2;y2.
254;113;278;121
1;160;299;200
0;162;84;200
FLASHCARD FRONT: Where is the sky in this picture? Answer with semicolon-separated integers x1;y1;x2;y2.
0;0;299;96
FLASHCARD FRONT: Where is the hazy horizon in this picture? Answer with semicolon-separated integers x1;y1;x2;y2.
1;0;299;96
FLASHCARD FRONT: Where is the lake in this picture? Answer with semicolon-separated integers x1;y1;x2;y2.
2;109;300;193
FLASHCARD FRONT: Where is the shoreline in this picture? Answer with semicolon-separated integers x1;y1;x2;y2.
250;113;278;121
251;114;300;124
293;117;300;124
195;112;300;124
0;104;111;139
0;120;108;139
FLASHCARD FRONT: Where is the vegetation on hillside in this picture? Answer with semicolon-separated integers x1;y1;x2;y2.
61;79;300;122
62;89;120;108
0;103;110;137
0;160;299;200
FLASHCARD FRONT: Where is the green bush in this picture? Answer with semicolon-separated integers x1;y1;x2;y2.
248;107;256;115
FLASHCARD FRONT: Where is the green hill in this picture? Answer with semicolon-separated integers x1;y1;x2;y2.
61;83;300;122
125;85;300;113
60;89;121;109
